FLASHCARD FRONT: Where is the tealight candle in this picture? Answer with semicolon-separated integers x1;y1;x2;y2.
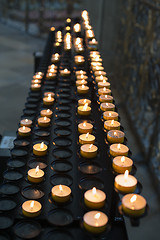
22;200;42;218
79;133;95;145
46;72;56;80
83;211;108;234
95;75;108;83
94;71;106;77
78;99;91;106
107;130;124;143
104;120;120;131
103;111;119;121
33;142;48;156
75;55;85;65
76;80;87;87
99;95;113;103
28;166;44;183
122;194;146;217
77;85;89;94
51;53;60;63
80;144;98;158
98;81;110;89
38;116;50;127
40;109;53;118
112;156;133;173
31;84;41;91
114;170;137;193
43;94;54;105
100;103;115;112
110;143;129;157
18;126;31;137
78;122;93;134
60;68;71;77
48;64;58;70
51;184;71;203
92;66;104;72
76;74;88;81
98;88;111;96
44;92;55;98
33;74;43;80
78;104;91;116
76;70;86;76
84;187;106;209
20;119;32;127
31;79;41;84
89;38;98;46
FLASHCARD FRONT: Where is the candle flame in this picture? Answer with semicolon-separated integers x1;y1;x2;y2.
83;103;88;110
124;170;129;179
22;126;25;130
80;70;83;74
106;103;108;107
109;112;111;117
89;144;93;149
100;75;103;79
34;84;38;87
83;122;86;127
103;87;106;91
40;142;44;149
30;201;34;210
105;95;108;98
64;68;68;72
48;94;51;100
59;184;63;191
121;156;125;163
44;116;47;121
35;165;39;174
103;80;106;83
84;99;87;103
114;131;117;136
92;187;96;195
92;38;96;43
111;120;114;125
55;53;59;58
117;143;121;150
25;119;28;122
82;84;85;89
94;212;101;220
86;132;89;138
47;109;50;113
130;195;137;203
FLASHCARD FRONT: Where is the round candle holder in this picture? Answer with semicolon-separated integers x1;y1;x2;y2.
10;148;28;158
107;130;125;143
0;197;17;212
55;119;71;128
0;183;20;195
78;161;102;175
0;214;13;230
55;111;71;119
3;170;23;182
47;209;73;226
51;160;72;173
42;229;73;240
54;127;71;137
14;139;30;148
7;158;26;169
79;177;104;190
50;174;73;187
52;148;72;159
53;137;72;147
28;159;47;170
34;129;50;139
22;186;44;200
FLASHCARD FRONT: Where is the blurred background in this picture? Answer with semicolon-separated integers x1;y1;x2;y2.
0;0;160;239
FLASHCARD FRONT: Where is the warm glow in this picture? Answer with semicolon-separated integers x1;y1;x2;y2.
114;131;117;136
47;109;50;113
103;80;106;84
50;27;55;31
103;87;106;91
111;120;114;125
83;122;86;127
44;116;47;121
109;112;111;117
82;84;85;89
30;201;34;210
100;75;103;79
83;103;88;110
48;94;52;100
121;156;125;163
25;119;28;122
66;26;70;31
105;103;108;107
86;132;89;138
89;144;93;149
66;18;71;23
124;170;129;179
64;68;68;72
92;38;96;43
35;165;39;174
84;99;87;103
92;187;96;195
94;212;101;220
117;143;121;150
130;195;137;203
40;142;44;149
22;126;26;130
34;84;38;87
59;184;63;192
74;23;81;32
105;95;108;98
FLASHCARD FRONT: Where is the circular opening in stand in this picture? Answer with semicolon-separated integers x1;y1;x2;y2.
58;93;70;99
7;159;26;169
28;92;41;98
52;148;72;159
23;109;37;116
56;105;71;112
53;137;72;147
14;220;41;239
3;170;23;181
79;161;102;174
27;97;39;104
51;160;72;173
10;148;28;158
56;112;71;119
58;87;71;93
50;174;73;186
34;129;50;138
47;209;73;226
58;99;71;105
0;197;17;212
55;119;71;127
14;139;30;148
42;229;74;240
25;103;37;110
0;183;20;195
44;86;56;91
0;232;10;240
0;214;13;230
54;128;71;137
21;115;35;121
28;160;47;170
22;186;44;200
79;177;104;190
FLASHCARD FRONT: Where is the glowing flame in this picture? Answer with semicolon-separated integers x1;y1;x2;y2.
117;143;121;150
89;144;93;149
105;103;108;107
121;156;125;163
109;112;111;117
55;53;59;58
47;109;50;113
94;212;101;220
92;38;96;43
103;87;106;91
35;165;39;174
100;75;103;79
64;68;68;73
83;103;88;110
92;187;96;195
44;116;47;121
86;132;89;138
82;84;85;89
111;120;114;125
83;122;86;127
34;84;38;87
30;201;34;210
66;18;71;23
59;184;63;191
130;195;137;203
105;95;108;98
48;94;52;100
25;119;28;123
22;126;26;130
114;131;117;136
124;170;129;179
40;142;44;149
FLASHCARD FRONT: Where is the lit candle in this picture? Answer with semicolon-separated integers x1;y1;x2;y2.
83;211;108;234
103;111;119;121
76;74;88;81
20;119;32;127
43;94;54;105
95;75;108;83
76;70;86;76
51;53;60;63
100;103;115;112
74;23;81;32
38;116;50;127
31;83;41;91
77;85;89;94
76;79;87;87
18;126;31;137
107;130;125;143
94;71;106;77
33;74;43;80
79;132;95;145
75;55;85;65
51;184;71;203
84;187;106;209
46;72;57;80
78;122;93;134
22;200;42;218
80;144;98;158
33;142;48;156
98;81;110;89
110;143;129;157
28;166;44;183
93;66;104;72
89;38;98;46
40;109;53;118
78;103;91;116
112;156;133;173
98;88;111;96
104;120;120;131
44;92;55;98
31;79;41;84
60;68;71;77
114;170;137;193
78;99;91;106
99;95;113;103
48;64;58;70
122;194;146;217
